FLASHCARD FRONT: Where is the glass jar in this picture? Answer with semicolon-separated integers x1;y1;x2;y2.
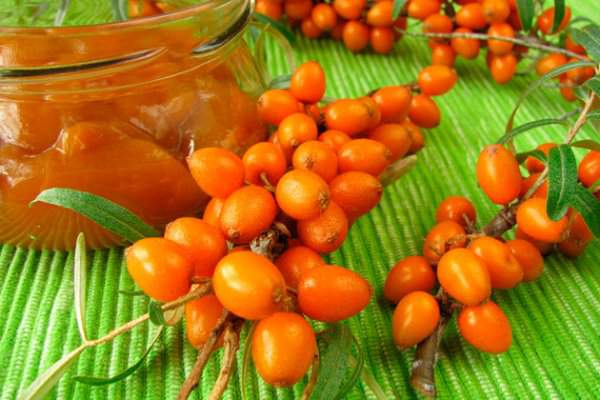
0;0;267;250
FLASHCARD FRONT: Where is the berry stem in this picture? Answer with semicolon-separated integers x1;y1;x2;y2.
207;320;243;400
380;155;418;187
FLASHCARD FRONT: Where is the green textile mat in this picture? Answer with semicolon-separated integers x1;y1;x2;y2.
1;1;600;399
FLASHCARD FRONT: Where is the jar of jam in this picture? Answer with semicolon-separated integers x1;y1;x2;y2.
0;0;267;249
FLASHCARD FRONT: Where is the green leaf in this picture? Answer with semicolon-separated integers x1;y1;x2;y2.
571;139;600;151
252;12;296;45
74;327;163;386
504;61;596;133
18;346;85;400
148;301;167;326
587;110;600;121
585;76;600;96
515;149;547;164
547;145;578;220
268;74;292;90
73;233;88;343
551;0;565;33
516;0;535;31
392;0;407;20
111;0;127;21
572;185;600;237
570;25;600;61
241;322;257;400
31;188;160;244
496;115;574;145
336;332;365;396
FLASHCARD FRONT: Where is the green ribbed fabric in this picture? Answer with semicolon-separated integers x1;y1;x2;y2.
1;1;599;399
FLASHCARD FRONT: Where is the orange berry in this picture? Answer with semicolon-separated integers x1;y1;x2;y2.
275;246;325;289
451;27;481;59
368;123;412;161
203;197;225;228
325;98;372;135
435;195;476;227
125;238;193;302
370;27;395;54
408;94;441;128
565;59;595;84
438;248;492;306
560;77;577;102
128;0;161;17
423;220;467;264
338;138;392;176
277;112;318;152
342;20;370;52
506;239;544;281
392;291;440;349
311;3;337;31
371;85;413;123
333;0;366;20
407;0;441;20
213;251;286;320
469;236;523;289
537;6;571;35
404;119;425;153
164;218;227;278
187;147;244;198
301;18;323;39
220;185;277;244
423;13;453;36
456;3;487;30
185;294;224;348
535;53;567;76
418;65;458;96
384;256;436;303
558;212;593;258
516;197;568;243
297;201;349;253
359;96;383;130
525;143;556;173
520;173;548;198
319;130;352;152
367;1;394;27
476;144;521;205
565;34;586;55
515;225;552;255
291;61;326;104
431;44;456;66
329;171;383;220
243;142;287;187
292;140;339;183
578;151;600;188
489;53;517;84
285;0;312;20
487;22;515;55
256;0;283;20
458;301;512;353
276;169;330;220
298;265;372;322
257;89;302;125
482;0;510;23
252;312;317;387
331;19;345;40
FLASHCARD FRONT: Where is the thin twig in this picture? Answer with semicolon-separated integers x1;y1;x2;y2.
208;320;243;400
300;350;320;400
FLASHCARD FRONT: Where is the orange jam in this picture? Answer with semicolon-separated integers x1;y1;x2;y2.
0;1;266;249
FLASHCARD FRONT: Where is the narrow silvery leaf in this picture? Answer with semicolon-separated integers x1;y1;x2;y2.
572;185;600;237
551;0;565;33
516;0;535;31
392;0;407;20
74;233;88;342
311;324;354;400
547;145;578;220
571;139;600;151
570;25;600;61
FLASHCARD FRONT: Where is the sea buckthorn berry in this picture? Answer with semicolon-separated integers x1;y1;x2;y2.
325;98;372;135
515;225;552;255
469;236;523;289
558;212;593;258
476;144;521;205
482;0;510;23
342;20;370;52
423;220;467;264
487;23;515;55
520;173;548;198
277;113;318;152
367;1;394;27
565;34;586;55
185;294;224;348
243;142;287;187
371;85;413;123
370;27;395;54
319;130;352;152
418;65;458;96
125;238;193;302
506;239;544;281
384;256;436;303
331;19;345;40
359;96;383;130
565;59;595;84
257;89;302;125
203;197;225;228
438;248;492;306
291;61;326;104
275;246;325;289
435;195;476;227
525;143;556;173
187;147;244;198
392;291;440;349
292;140;338;183
408;94;441;128
407;0;441;20
220;185;277;244
255;0;283;20
537;6;571;35
276;169;330;220
368;123;412;161
423;14;453;36
560;78;577;102
458;301;512;353
129;0;161;17
305;103;322;123
329;171;383;220
311;3;337;31
403;119;425;153
213;251;286;320
297;201;349;253
252;312;316;387
489;53;517;84
298;265;372;322
578;151;600;188
164;218;227;278
456;3;487;30
535;53;567;76
451;27;481;59
285;0;312;20
338;139;392;176
431;44;456;67
334;0;366;19
301;18;323;39
516;197;568;243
